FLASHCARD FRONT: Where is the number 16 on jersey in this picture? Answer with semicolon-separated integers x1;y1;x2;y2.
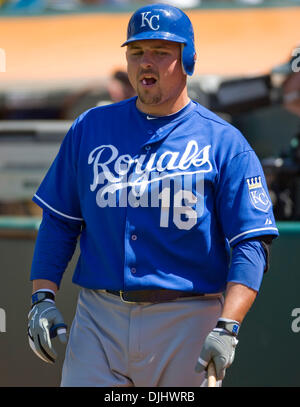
159;173;204;231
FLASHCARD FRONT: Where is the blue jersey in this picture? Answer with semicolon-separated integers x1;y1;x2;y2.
32;97;278;293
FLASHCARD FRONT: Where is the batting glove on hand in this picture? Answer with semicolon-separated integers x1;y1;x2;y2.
195;319;240;381
27;290;67;364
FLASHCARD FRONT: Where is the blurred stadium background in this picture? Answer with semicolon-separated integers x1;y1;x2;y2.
0;0;300;387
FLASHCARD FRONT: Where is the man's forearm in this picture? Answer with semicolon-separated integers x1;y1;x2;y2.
221;282;257;324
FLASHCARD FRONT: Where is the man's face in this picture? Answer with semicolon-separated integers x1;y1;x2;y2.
126;39;187;115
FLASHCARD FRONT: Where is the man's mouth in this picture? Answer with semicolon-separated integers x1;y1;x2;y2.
140;75;158;87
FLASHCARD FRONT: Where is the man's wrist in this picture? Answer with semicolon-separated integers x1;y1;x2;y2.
215;318;240;337
32;279;58;295
31;290;56;307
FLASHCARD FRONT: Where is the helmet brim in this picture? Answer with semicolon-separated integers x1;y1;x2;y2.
121;31;187;47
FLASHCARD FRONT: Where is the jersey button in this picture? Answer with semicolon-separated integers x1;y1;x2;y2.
131;234;137;241
131;267;137;274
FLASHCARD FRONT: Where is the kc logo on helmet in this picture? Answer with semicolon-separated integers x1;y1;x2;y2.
141;11;160;31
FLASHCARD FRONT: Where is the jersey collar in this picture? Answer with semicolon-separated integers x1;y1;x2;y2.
135;98;196;123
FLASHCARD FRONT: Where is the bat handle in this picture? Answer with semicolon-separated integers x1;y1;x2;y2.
207;361;217;387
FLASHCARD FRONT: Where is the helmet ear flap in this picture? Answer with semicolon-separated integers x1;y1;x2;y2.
181;43;196;76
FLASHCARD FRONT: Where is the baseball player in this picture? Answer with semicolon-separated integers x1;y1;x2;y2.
28;4;279;387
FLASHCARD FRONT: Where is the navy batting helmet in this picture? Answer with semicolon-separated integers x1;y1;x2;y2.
121;3;196;76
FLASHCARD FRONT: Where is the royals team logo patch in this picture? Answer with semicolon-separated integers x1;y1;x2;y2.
247;176;271;212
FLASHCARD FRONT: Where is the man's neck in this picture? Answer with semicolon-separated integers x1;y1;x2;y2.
139;99;191;118
136;91;190;117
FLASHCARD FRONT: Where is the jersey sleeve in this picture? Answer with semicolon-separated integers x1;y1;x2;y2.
216;150;279;247
32;119;83;223
30;210;81;287
227;239;266;291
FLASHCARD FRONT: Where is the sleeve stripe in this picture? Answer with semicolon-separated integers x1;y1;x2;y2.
229;227;278;245
33;194;84;222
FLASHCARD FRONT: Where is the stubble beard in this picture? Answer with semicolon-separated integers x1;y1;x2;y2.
137;84;162;106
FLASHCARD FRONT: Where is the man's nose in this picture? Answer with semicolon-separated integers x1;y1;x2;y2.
140;51;154;69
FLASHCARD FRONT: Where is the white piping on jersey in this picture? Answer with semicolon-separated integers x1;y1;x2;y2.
34;194;83;221
229;227;278;245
